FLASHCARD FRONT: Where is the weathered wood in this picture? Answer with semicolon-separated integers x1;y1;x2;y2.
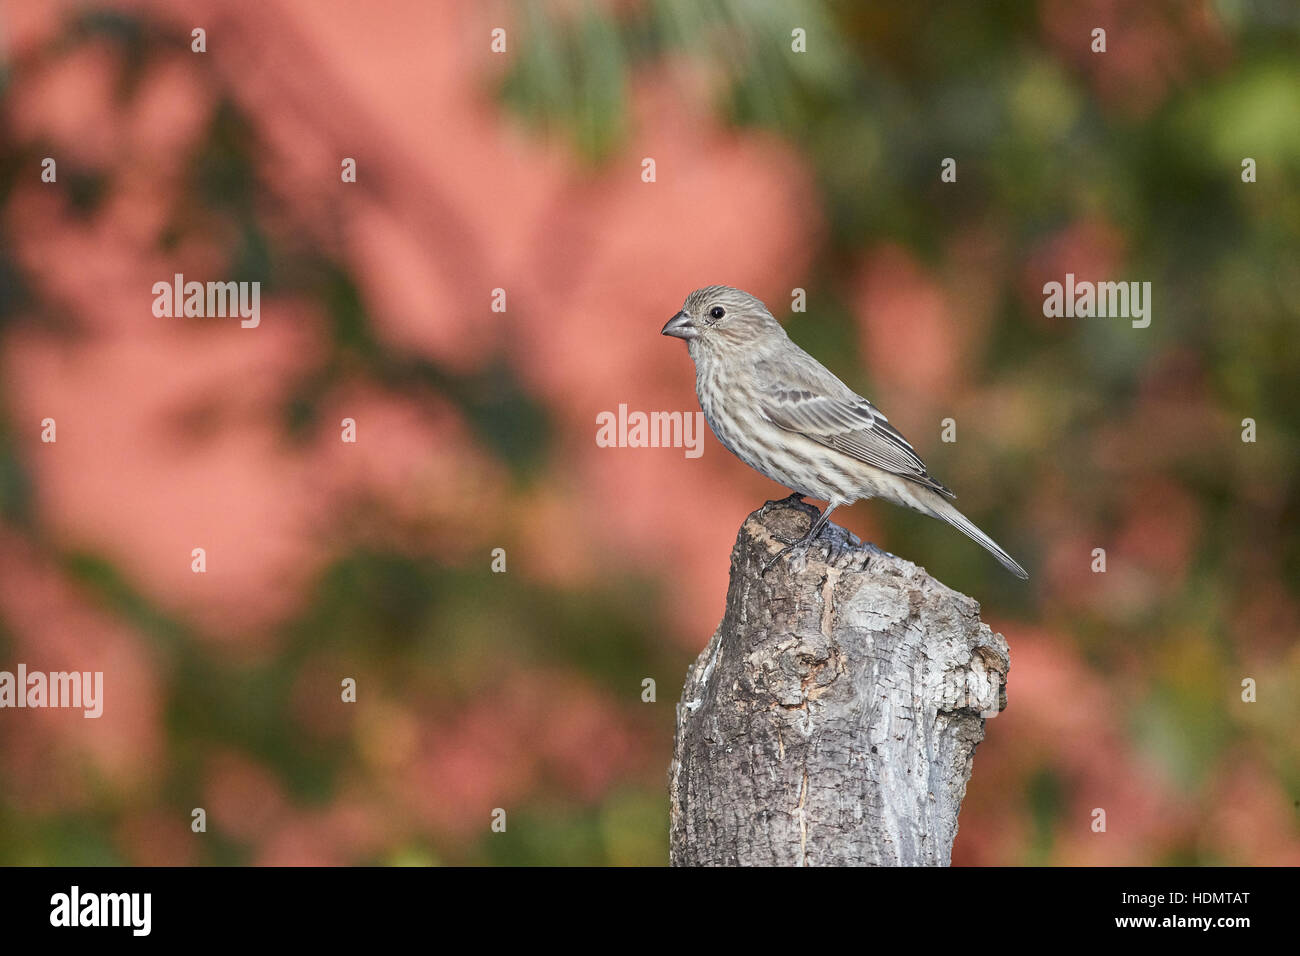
669;496;1010;866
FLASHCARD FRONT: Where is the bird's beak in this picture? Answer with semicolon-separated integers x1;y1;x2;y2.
661;310;699;340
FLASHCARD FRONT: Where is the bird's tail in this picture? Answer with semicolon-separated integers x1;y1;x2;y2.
924;494;1029;580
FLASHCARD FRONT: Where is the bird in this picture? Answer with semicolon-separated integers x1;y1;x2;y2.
661;285;1028;579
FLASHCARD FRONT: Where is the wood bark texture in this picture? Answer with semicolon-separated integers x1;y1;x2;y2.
669;497;1010;866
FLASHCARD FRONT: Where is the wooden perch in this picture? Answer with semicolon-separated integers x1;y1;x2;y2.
669;496;1010;866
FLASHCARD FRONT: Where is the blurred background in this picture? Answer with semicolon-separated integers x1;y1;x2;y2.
0;0;1297;865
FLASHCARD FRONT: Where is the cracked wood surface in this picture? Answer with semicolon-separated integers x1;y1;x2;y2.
669;497;1010;866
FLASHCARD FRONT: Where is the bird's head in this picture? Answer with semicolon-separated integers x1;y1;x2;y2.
661;286;785;353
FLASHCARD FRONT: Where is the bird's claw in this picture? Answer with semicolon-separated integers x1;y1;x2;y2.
760;500;833;575
762;535;815;575
759;492;805;519
761;548;790;575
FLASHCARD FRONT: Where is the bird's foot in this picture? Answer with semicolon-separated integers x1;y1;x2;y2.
762;540;804;575
759;492;805;520
762;521;826;575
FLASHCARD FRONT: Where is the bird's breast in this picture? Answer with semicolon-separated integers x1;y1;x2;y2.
693;355;743;455
689;351;862;504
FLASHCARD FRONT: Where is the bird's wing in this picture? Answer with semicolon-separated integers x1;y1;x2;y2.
753;356;956;499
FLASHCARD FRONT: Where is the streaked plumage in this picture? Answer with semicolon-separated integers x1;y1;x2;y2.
662;285;1028;579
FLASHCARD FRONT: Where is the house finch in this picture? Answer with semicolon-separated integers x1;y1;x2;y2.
662;285;1028;579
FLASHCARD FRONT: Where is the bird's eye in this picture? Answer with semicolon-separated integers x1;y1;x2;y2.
709;306;725;320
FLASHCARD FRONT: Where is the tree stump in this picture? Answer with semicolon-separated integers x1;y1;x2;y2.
669;496;1010;866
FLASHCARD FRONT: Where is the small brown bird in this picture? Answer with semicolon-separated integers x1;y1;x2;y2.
662;285;1028;579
